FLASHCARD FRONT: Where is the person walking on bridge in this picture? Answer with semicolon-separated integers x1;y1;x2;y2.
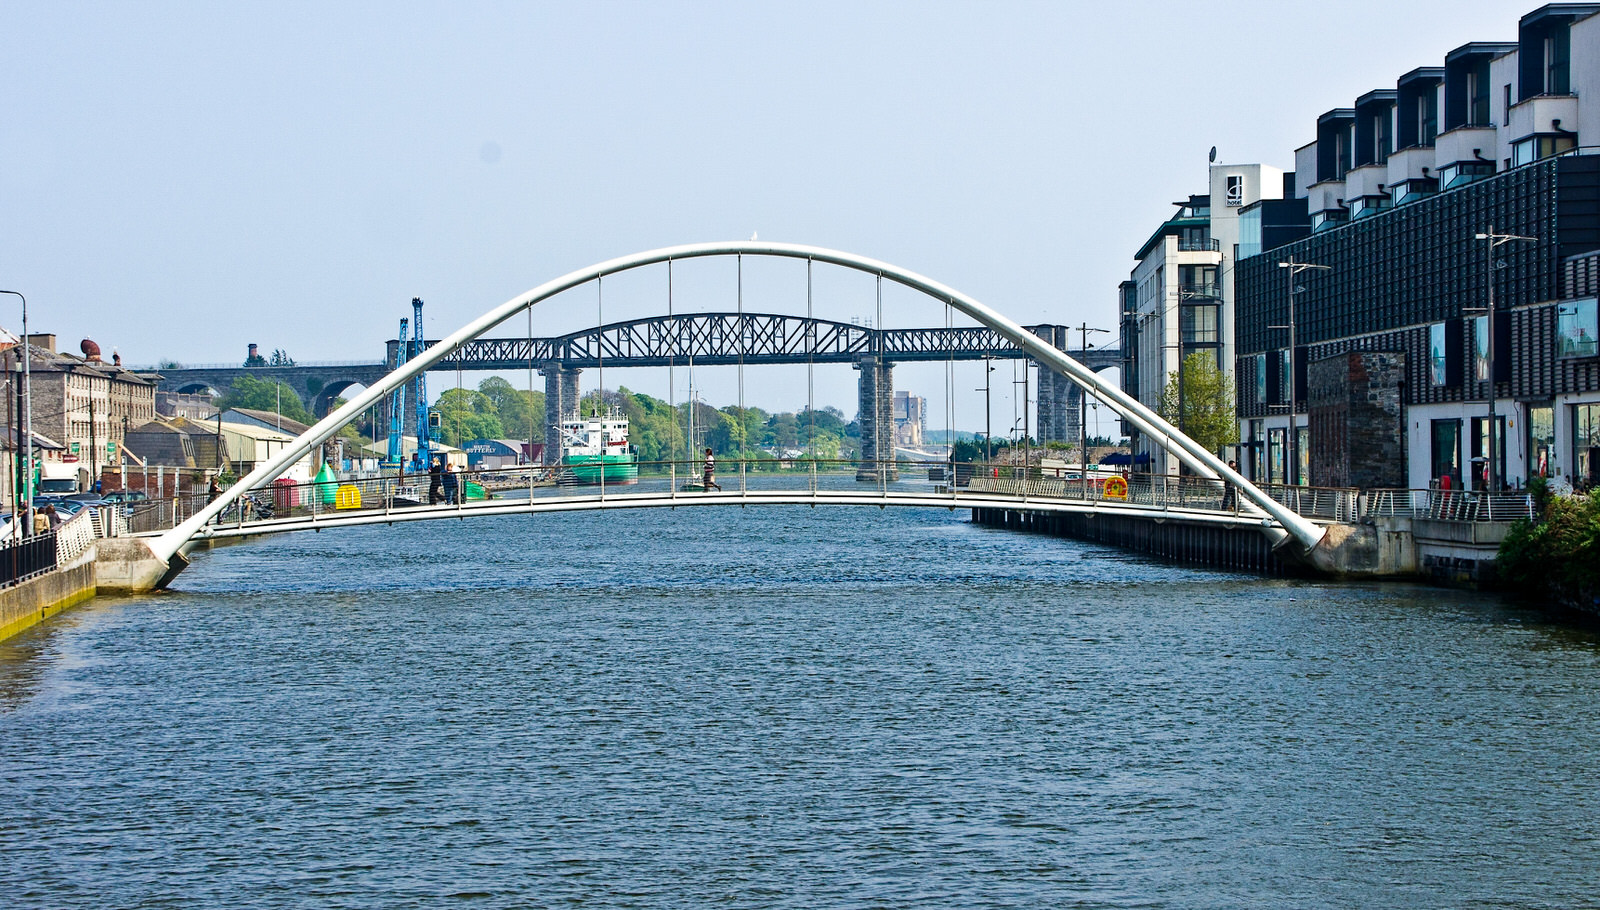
442;462;459;504
428;457;443;505
702;447;721;492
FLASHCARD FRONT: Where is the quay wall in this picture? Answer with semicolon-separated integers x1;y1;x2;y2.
971;507;1295;576
0;559;97;644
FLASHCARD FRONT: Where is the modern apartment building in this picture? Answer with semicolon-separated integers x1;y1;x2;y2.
1120;164;1296;473
1233;3;1600;490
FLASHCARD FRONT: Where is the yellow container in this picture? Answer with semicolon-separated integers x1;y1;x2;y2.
335;484;363;510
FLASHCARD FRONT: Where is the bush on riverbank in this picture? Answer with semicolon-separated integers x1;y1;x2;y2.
1498;480;1600;613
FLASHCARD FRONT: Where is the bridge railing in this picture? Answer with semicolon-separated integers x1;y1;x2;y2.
1362;488;1536;522
133;459;1451;536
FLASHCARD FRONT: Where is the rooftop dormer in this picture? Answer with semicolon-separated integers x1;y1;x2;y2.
1519;4;1598;100
1444;42;1517;130
1353;90;1398;168
1396;67;1444;150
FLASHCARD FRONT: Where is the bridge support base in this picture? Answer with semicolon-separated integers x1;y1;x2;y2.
855;355;898;482
94;538;189;593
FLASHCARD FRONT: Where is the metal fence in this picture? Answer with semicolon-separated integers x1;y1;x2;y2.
0;532;58;588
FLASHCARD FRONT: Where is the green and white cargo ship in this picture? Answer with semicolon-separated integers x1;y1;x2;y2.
558;412;639;485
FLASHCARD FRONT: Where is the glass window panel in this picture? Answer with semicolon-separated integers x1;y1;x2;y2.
1556;298;1597;358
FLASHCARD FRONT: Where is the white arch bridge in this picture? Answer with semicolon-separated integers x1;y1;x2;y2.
112;242;1362;591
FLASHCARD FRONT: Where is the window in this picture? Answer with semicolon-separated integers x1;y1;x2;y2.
1432;419;1461;484
1467;61;1491;126
1268;427;1286;484
1296;426;1310;487
1528;405;1554;479
1255;354;1267;404
1273;349;1293;406
1575;404;1600;486
1429;322;1449;386
1417;91;1438;146
1179;264;1218;298
1350;195;1391;219
1473;314;1490;381
1546;28;1570;95
1512;134;1577;167
1182;304;1219;345
1469;416;1505;490
1556;298;1597;358
1373;110;1391;161
1437;160;1495;189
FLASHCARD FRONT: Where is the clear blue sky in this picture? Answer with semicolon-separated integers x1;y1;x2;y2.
2;0;1523;434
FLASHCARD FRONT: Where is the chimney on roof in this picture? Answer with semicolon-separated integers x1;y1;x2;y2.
81;338;103;362
26;334;55;353
112;349;122;366
248;343;259;361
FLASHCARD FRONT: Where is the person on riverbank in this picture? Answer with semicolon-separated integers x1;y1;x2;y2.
207;477;221;504
428;457;443;505
702;447;720;491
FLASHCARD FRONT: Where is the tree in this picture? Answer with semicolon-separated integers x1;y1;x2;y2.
269;349;296;367
434;388;503;446
477;376;544;442
216;375;314;424
1159;352;1238;457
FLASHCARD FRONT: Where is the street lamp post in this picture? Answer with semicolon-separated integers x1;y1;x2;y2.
1274;259;1330;485
1077;323;1110;471
1473;226;1536;492
0;290;31;525
976;356;995;465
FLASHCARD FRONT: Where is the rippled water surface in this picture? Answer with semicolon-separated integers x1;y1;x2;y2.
3;507;1600;908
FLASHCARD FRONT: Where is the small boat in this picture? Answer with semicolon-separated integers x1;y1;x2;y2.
557;411;639;485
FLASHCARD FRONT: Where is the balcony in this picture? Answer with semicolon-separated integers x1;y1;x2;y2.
1179;282;1221;300
1177;237;1219;252
1434;125;1499;171
1343;163;1387;201
1507;94;1579;142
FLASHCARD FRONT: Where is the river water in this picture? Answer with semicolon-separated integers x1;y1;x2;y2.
2;506;1599;908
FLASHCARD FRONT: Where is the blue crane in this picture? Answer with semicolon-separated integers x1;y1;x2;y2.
412;298;431;470
386;317;409;466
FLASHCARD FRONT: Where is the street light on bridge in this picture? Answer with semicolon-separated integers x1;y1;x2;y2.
1077;323;1110;471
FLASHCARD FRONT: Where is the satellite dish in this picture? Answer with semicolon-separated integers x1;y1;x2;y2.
1208;146;1217;163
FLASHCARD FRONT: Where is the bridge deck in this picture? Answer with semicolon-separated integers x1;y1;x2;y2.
130;466;1308;546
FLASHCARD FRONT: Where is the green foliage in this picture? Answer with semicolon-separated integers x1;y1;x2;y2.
269;349;295;367
216;375;313;424
1159;353;1239;456
158;358;184;370
477;376;545;442
243;352;266;367
434;388;503;446
1497;492;1600;610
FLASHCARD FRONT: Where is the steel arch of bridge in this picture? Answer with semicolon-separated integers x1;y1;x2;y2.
403;313;1122;370
152;241;1326;564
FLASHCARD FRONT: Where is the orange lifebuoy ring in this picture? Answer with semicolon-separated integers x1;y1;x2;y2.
1102;475;1128;500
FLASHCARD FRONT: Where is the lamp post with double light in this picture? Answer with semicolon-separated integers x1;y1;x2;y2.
1472;227;1535;492
1273;259;1330;485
